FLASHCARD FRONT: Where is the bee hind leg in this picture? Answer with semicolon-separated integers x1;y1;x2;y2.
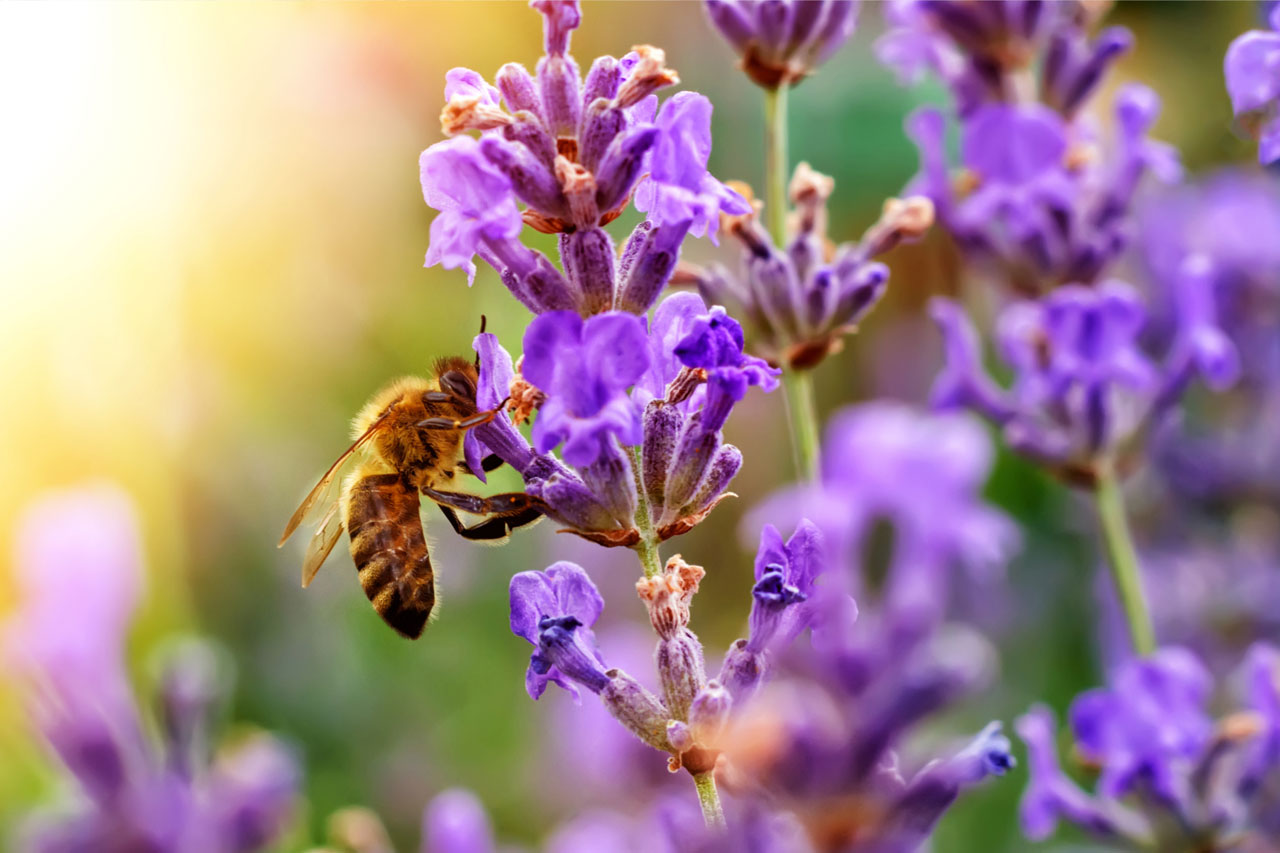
437;503;543;542
424;488;547;541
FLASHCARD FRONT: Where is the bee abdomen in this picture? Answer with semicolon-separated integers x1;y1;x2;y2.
345;473;435;639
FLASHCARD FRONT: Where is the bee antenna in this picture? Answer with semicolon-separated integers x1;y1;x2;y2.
475;315;488;371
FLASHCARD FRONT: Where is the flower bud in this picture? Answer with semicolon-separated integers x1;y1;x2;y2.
617;220;691;315
480;135;567;218
656;630;707;722
602;669;672;752
577;440;636;527
641;401;683;515
559;227;615;315
718;638;767;707
594;125;659;215
662;417;720;519
527;470;617;532
689;680;733;748
579;100;626;174
666;719;695;753
581;55;621;110
537;53;582;137
496;62;543;120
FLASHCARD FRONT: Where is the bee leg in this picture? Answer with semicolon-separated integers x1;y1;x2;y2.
417;403;507;432
423;487;547;519
437;504;544;542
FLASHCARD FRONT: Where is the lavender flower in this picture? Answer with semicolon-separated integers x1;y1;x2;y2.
703;0;859;89
522;310;648;467
930;273;1239;480
4;485;300;853
421;0;746;316
1225;5;1280;165
469;293;773;549
688;162;930;369
509;561;610;701
1017;644;1280;849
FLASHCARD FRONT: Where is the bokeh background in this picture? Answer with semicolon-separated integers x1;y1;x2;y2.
0;2;1268;850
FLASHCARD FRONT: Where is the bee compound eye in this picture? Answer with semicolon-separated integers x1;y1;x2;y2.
439;370;477;402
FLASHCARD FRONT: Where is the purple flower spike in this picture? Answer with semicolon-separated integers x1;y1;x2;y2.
509;562;608;701
746;520;825;654
422;789;495;853
1016;644;1280;847
1069;648;1213;802
420;137;524;286
633;92;751;244
1225;11;1280;164
522;311;650;466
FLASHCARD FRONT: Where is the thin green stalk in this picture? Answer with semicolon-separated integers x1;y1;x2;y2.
693;771;726;830
763;84;789;248
1093;464;1156;657
781;367;821;481
628;445;663;579
764;84;821;480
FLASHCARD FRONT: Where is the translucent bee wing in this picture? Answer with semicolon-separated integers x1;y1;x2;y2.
301;501;344;588
278;411;389;547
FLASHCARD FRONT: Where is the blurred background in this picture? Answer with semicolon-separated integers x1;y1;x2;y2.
0;2;1269;850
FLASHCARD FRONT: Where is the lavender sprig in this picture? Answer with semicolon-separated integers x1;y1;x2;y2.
1017;644;1280;850
420;0;748;318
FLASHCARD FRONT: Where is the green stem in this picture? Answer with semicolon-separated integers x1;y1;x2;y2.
765;84;822;481
628;445;663;579
693;771;726;830
763;84;789;249
781;367;821;481
1093;464;1156;657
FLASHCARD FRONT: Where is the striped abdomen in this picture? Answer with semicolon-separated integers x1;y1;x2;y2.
345;472;435;639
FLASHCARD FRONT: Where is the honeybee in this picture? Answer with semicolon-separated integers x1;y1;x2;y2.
278;356;545;639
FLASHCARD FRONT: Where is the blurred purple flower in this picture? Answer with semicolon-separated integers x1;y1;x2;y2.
896;13;1179;294
931;276;1238;476
704;0;858;89
632;92;751;244
753;402;1017;630
510;561;609;701
522;311;649;467
1016;643;1280;848
5;485;300;853
421;789;495;853
1224;6;1280;164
